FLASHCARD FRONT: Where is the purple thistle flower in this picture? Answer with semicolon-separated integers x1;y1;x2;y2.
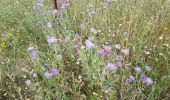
30;50;38;58
140;74;147;81
134;67;142;74
97;50;105;57
90;28;97;35
52;9;62;14
35;0;44;6
145;66;152;72
85;39;96;49
61;2;70;9
125;75;135;85
27;46;38;58
122;49;129;55
104;45;112;52
116;55;123;61
74;34;79;41
108;53;113;59
145;77;154;85
140;74;153;85
47;36;57;45
114;44;121;50
117;61;123;67
74;44;81;50
106;63;117;71
57;2;62;5
50;68;58;77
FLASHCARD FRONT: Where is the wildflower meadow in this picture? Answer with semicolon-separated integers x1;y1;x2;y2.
0;0;170;99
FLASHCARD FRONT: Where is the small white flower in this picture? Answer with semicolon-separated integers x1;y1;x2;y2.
32;73;37;78
25;80;31;85
134;67;142;74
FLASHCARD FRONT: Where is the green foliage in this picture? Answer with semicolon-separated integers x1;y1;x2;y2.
0;0;170;99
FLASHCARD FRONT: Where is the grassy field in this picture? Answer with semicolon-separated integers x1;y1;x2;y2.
0;0;170;99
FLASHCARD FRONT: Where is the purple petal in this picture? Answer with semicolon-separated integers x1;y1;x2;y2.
122;49;129;55
97;50;105;57
125;75;135;85
74;44;81;50
134;67;142;74
106;63;117;71
50;68;58;77
104;45;112;52
117;61;123;67
85;39;96;49
116;55;123;61
108;53;113;59
145;66;152;72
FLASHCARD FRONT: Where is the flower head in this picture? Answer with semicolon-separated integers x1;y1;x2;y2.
47;36;57;45
97;50;105;57
74;34;79;41
140;74;147;81
122;49;129;55
27;46;38;58
44;71;52;79
108;53;113;59
85;39;96;49
116;55;123;61
52;9;62;14
125;75;135;85
145;66;152;72
145;77;154;85
50;68;58;77
61;2;70;9
74;44;81;50
134;67;142;74
140;74;153;85
104;45;112;52
117;61;123;67
44;68;58;79
106;63;117;71
35;0;44;6
25;80;32;85
30;49;38;58
32;72;37;78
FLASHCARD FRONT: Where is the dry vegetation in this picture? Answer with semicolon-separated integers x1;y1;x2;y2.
0;0;170;99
